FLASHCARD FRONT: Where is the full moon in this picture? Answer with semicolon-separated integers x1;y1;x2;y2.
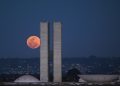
27;36;40;49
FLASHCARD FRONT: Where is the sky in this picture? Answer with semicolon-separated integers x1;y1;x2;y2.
0;0;120;58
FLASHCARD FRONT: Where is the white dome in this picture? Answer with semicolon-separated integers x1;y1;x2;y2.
79;75;119;83
14;75;40;83
79;78;86;83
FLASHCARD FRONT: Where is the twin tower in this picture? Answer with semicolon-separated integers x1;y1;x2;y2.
40;22;62;82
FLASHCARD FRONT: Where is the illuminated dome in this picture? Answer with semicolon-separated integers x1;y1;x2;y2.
79;75;119;83
79;78;86;83
14;75;40;82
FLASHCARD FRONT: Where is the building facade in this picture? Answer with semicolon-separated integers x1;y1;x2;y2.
53;22;62;82
40;22;62;82
40;22;49;82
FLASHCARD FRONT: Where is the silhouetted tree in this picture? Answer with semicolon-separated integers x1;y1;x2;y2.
66;68;81;82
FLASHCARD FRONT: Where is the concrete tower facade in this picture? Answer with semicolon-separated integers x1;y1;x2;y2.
40;22;49;82
53;22;62;82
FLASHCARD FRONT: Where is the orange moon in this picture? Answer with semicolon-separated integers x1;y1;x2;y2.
27;36;40;49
